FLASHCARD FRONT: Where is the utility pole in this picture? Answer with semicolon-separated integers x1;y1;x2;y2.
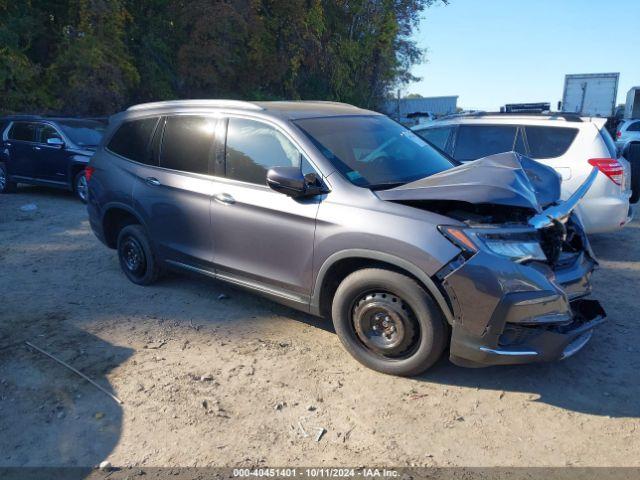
397;89;401;122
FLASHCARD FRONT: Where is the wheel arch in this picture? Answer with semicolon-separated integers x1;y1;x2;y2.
311;249;454;325
101;202;146;249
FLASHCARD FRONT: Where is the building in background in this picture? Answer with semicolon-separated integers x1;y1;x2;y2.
382;96;458;125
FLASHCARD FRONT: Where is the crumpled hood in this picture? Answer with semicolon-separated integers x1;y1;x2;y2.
377;152;562;213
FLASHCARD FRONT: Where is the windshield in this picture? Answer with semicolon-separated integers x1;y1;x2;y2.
294;115;455;189
58;120;105;147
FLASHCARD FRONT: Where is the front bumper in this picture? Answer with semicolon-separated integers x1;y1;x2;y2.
439;248;606;367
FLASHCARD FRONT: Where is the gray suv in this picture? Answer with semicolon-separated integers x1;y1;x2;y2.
87;100;606;376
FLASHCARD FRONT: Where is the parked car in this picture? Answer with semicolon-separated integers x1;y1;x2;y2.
615;119;640;202
413;112;633;233
0;116;105;202
87;100;605;376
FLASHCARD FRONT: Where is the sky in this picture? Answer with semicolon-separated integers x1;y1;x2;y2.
408;0;640;111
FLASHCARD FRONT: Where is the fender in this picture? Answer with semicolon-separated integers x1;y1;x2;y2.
310;248;454;324
66;155;90;188
101;201;147;229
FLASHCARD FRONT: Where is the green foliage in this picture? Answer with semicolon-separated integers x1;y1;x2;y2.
0;0;446;115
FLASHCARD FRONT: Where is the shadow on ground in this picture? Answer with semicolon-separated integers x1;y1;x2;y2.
0;315;132;478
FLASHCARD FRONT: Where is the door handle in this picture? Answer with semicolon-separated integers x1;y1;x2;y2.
33;146;41;151
145;177;161;186
213;192;235;205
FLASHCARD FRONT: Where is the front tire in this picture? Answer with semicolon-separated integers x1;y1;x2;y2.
331;268;448;376
0;162;17;193
74;170;88;203
117;225;161;285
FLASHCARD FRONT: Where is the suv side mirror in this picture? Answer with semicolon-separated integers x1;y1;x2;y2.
267;166;325;198
46;137;65;148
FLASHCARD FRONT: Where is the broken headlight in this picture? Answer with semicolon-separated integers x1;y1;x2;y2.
438;226;546;263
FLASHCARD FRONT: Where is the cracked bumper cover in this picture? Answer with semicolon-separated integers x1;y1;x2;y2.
440;250;606;367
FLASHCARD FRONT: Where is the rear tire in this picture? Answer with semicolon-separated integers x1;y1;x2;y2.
331;268;448;376
74;170;88;203
117;224;161;285
626;143;640;204
0;162;17;194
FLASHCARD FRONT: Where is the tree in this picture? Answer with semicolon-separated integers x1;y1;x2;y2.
0;0;448;115
46;0;139;115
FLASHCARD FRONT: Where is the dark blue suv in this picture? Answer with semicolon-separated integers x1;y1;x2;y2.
0;116;105;202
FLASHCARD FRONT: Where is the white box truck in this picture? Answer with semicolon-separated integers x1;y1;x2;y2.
624;87;640;119
561;73;619;117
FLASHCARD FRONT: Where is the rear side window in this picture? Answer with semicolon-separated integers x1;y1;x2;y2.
108;117;159;164
9;122;38;142
627;121;640;132
225;118;300;185
159;116;216;175
416;127;453;151
524;126;578;159
453;125;517;161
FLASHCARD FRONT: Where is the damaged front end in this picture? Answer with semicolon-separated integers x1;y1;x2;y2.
380;152;607;367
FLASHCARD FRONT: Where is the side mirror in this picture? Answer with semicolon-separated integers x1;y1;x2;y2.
267;166;325;198
46;137;65;148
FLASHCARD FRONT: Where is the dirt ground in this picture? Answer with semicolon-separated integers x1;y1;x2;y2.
1;186;639;469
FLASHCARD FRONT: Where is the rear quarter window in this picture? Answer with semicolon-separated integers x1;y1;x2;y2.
627;121;640;132
599;128;617;158
107;117;159;164
524;126;578;159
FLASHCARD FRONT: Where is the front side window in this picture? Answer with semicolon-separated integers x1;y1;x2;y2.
294;115;454;189
415;126;453;151
108;117;159;164
9;122;38;142
38;125;63;144
453;125;518;162
225;118;301;185
524;126;578;159
58;120;105;147
159;116;217;175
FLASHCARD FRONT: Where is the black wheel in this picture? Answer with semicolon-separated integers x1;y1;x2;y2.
74;170;88;203
626;143;640;204
331;268;448;376
117;224;161;285
0;162;17;193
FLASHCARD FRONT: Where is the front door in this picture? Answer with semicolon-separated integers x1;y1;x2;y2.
34;123;70;183
210;117;321;302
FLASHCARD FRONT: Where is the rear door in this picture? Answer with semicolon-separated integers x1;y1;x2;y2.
209;116;320;301
131;114;218;268
5;122;39;178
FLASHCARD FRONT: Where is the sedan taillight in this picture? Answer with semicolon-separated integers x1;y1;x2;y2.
85;166;95;182
588;158;624;186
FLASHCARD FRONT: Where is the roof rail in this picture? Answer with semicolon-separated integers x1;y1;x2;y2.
439;111;583;122
127;99;264;112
